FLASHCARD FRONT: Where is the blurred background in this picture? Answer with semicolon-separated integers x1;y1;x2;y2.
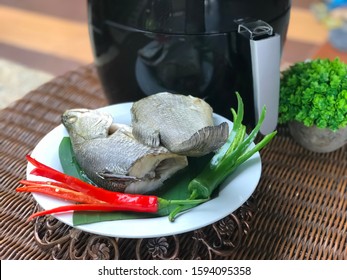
0;0;343;108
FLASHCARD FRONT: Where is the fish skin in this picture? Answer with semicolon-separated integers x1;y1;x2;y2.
61;109;188;194
131;92;229;157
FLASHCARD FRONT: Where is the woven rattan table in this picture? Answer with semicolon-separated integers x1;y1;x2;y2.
1;65;346;260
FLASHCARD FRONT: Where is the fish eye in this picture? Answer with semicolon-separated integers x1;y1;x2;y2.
66;115;78;124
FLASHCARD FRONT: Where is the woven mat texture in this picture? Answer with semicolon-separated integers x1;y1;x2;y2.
0;65;346;260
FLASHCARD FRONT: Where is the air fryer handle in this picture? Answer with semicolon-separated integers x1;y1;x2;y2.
237;20;281;134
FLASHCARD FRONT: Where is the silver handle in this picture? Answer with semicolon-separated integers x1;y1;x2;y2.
238;20;281;134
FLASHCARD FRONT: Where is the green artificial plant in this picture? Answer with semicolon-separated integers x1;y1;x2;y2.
279;58;347;131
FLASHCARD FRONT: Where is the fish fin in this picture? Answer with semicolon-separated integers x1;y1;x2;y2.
132;123;161;147
171;122;229;156
96;172;141;182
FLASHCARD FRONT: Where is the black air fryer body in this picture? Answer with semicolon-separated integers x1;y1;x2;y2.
88;0;291;130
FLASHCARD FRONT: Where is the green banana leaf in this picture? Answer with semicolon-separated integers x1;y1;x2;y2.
58;137;213;225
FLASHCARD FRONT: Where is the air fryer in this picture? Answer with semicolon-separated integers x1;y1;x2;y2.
88;0;291;134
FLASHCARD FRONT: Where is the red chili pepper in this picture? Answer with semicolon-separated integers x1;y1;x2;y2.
16;182;105;204
19;179;159;213
21;155;207;220
20;179;80;191
26;155;158;207
27;203;156;220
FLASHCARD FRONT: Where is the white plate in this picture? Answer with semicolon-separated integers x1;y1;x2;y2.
27;102;261;238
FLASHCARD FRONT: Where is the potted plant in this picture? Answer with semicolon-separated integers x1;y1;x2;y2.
278;57;347;152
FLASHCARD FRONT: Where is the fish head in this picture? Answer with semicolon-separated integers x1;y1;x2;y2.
62;109;113;144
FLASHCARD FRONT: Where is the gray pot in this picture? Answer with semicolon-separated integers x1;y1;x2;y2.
288;121;347;153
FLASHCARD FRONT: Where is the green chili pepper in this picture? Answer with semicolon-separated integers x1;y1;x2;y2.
168;93;277;221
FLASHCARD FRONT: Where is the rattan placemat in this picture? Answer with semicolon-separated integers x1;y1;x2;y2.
1;65;346;260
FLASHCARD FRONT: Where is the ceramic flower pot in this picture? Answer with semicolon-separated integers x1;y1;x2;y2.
288;121;347;153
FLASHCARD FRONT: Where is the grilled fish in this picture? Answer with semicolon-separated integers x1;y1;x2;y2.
131;92;229;156
62;109;188;194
